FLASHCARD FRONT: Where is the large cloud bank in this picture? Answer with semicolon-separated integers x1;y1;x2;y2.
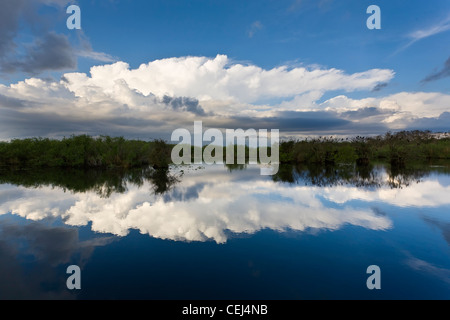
0;55;449;140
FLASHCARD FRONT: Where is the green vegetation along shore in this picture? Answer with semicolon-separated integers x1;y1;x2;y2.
0;131;449;169
0;135;172;169
279;130;450;166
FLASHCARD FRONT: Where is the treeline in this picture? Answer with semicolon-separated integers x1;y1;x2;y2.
1;131;449;169
279;130;450;166
0;135;172;169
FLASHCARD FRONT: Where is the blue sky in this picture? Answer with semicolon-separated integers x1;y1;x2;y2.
69;0;450;92
0;0;449;140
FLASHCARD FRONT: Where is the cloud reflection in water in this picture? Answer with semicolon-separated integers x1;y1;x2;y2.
0;165;411;243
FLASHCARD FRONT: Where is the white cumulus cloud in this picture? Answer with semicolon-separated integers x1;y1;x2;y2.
0;54;448;139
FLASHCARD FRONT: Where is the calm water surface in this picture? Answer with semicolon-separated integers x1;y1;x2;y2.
0;163;449;299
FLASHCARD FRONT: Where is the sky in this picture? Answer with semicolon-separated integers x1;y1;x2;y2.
0;0;449;140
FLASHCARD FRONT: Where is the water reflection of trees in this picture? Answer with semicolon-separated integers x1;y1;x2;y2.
385;165;427;189
272;163;449;189
0;166;180;198
1;163;448;197
149;167;180;195
224;163;247;172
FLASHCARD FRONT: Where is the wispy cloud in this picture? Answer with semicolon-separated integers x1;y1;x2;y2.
75;31;117;63
76;50;117;63
392;15;450;56
409;16;450;41
422;56;450;83
287;0;334;13
247;21;263;38
288;0;303;12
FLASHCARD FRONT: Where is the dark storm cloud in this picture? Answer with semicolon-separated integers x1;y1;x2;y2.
0;0;25;56
0;0;77;75
0;108;85;138
422;56;450;83
26;32;76;72
340;107;391;120
0;95;403;141
271;111;350;131
206;111;350;131
408;112;450;132
0;106;171;140
0;93;27;109
2;32;77;74
371;82;388;92
202;110;391;136
162;95;206;116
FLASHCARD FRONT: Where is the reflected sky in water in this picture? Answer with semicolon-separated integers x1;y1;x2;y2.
0;164;449;299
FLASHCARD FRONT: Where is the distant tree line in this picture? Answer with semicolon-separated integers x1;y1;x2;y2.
0;131;449;169
278;130;450;167
0;135;172;169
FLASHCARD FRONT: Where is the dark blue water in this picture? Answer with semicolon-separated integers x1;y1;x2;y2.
0;164;449;299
